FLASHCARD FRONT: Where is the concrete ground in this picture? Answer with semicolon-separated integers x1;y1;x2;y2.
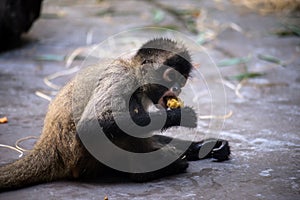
0;0;299;199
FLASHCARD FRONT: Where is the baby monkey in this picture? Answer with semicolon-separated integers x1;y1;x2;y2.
0;38;230;191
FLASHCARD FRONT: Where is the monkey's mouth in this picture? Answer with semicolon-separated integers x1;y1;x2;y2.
158;91;178;109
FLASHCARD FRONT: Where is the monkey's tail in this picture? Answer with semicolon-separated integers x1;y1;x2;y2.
0;147;67;191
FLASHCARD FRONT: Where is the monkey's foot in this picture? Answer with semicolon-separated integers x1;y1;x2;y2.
187;139;230;161
205;139;230;161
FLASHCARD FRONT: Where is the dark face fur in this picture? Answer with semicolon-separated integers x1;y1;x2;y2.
134;38;193;109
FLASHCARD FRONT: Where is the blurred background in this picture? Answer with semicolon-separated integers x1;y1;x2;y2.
0;0;299;199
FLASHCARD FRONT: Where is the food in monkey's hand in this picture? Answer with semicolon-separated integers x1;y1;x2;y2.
167;98;184;109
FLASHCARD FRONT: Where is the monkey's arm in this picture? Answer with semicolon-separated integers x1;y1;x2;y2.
99;107;197;137
161;107;197;130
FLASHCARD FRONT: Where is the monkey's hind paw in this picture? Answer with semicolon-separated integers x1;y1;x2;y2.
210;140;230;161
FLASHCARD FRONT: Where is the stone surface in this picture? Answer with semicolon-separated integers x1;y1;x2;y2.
0;0;299;199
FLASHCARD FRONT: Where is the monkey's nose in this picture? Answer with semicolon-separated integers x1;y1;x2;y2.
171;86;181;95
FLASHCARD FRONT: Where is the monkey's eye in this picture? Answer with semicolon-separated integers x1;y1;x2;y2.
163;68;177;82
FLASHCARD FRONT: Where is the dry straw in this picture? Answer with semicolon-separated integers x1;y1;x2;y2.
231;0;300;14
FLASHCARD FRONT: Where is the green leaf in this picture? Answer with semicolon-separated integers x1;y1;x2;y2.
231;72;264;81
217;57;250;67
273;24;300;37
273;29;297;37
286;24;300;36
152;9;165;23
96;8;115;16
257;54;282;65
145;25;180;31
196;33;207;45
175;9;200;16
186;18;198;34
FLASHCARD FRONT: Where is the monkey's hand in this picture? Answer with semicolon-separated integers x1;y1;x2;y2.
162;106;197;130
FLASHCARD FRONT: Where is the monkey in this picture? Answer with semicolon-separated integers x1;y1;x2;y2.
0;38;230;191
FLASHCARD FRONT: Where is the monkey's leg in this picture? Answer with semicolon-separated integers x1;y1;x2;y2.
152;135;230;161
128;137;230;182
129;150;189;182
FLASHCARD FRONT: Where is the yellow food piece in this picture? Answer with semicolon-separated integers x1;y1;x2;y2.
167;98;184;109
0;116;8;124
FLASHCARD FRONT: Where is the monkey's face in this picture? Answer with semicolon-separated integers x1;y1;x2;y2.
143;62;192;110
135;38;193;109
